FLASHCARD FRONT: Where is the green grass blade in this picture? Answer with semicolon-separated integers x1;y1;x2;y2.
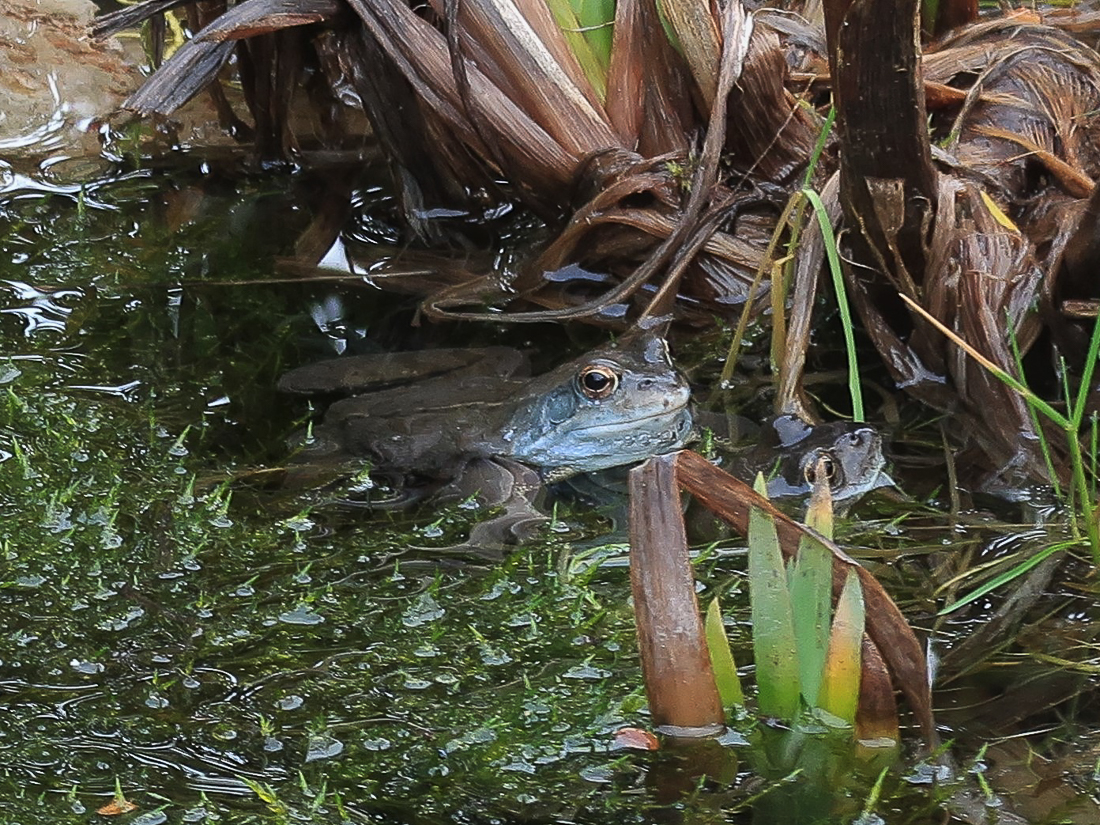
1091;412;1098;501
937;540;1076;616
789;532;832;708
802;106;836;190
749;475;801;720
817;569;865;725
705;597;745;709
1071;313;1100;431
803;187;864;422
572;0;614;71
546;0;610;100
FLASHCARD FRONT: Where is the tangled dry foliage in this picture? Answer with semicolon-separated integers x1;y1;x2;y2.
94;0;1100;487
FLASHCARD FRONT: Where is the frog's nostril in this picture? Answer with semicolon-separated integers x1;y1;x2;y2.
637;378;654;391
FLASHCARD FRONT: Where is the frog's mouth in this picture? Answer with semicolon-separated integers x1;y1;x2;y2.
571;407;693;439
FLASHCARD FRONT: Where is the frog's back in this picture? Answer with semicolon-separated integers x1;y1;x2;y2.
315;375;522;476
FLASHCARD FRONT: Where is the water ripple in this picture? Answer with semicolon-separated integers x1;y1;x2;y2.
1;279;81;337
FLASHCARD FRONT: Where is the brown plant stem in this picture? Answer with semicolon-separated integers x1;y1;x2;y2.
628;455;725;734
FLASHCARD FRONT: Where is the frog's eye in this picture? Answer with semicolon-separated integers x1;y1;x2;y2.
804;453;839;487
578;364;619;400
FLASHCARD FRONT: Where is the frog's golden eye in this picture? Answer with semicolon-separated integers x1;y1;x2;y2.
804;453;839;487
578;364;618;400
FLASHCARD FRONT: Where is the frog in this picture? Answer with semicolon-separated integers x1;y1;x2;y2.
732;414;893;503
279;333;694;483
278;334;695;551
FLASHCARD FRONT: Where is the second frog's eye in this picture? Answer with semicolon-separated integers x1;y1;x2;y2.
804;453;839;487
577;364;619;400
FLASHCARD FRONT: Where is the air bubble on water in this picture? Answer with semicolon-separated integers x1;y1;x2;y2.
283;515;314;532
304;734;344;762
444;727;496;754
278;605;324;625
43;506;73;533
278;694;304;711
480;647;512;666
131;811;169;825
402;593;445;627
562;663;610;680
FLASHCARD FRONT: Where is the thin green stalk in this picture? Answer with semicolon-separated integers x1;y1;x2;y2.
719;191;803;390
860;766;891;822
802;106;836;190
802;188;864;422
1008;327;1062;501
1071;314;1100;551
1071;313;1100;431
1068;434;1100;561
1090;413;1097;501
723;107;834;397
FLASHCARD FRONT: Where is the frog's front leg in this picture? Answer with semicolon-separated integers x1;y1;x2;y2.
427;458;547;559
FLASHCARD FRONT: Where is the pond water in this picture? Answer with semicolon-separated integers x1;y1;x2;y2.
1;138;1098;823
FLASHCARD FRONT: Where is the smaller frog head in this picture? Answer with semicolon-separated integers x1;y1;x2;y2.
764;415;892;502
501;335;693;480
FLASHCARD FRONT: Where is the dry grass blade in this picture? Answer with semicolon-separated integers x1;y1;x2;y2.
124;40;237;115
504;0;607;105
856;638;899;742
92;0;191;37
112;0;341;115
673;450;936;746
436;0;616;155
345;0;576;190
659;0;721;107
972;125;1094;198
638;0;752;320
604;0;643;143
777;171;840;419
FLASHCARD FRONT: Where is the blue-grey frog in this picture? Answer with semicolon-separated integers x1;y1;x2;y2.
278;334;694;551
280;333;693;482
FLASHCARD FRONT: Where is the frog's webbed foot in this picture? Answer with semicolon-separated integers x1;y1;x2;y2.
418;458;547;558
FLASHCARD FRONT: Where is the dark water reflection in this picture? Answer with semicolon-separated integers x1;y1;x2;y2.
0;152;1097;824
